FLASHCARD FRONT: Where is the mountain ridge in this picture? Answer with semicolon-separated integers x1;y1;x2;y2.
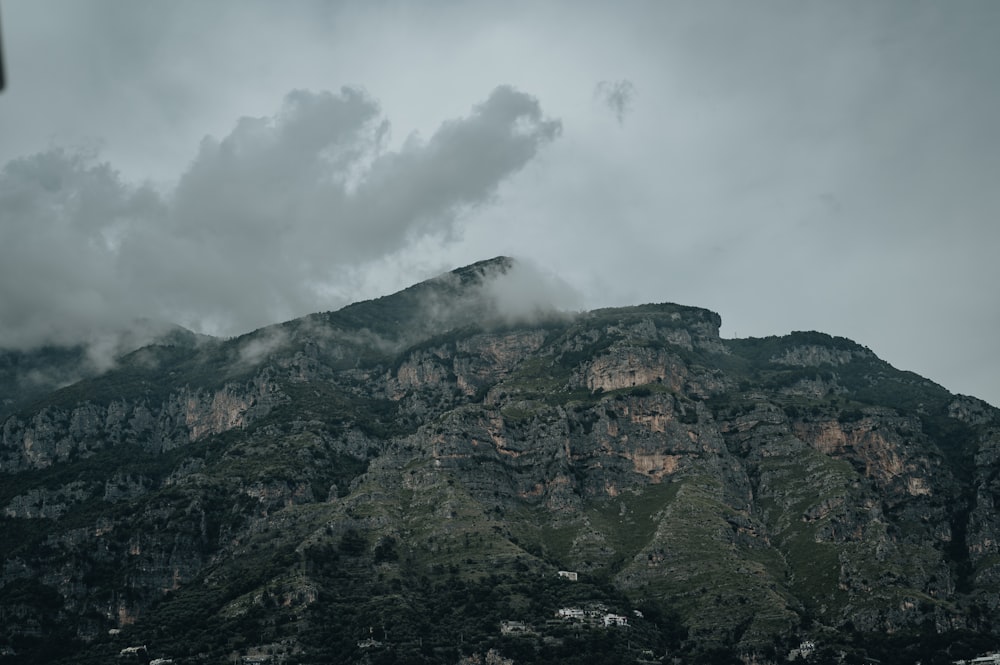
1;258;998;664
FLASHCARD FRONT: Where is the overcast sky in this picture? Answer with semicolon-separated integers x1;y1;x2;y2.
1;1;998;406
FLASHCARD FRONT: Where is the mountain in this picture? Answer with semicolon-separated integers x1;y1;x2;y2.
0;320;210;422
1;257;998;665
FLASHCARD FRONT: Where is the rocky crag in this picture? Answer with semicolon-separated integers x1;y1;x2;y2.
1;257;998;664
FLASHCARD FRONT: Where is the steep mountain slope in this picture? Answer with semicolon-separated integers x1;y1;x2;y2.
0;322;208;422
1;257;998;665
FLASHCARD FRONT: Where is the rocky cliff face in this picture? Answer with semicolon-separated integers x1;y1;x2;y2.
0;374;284;473
1;258;998;665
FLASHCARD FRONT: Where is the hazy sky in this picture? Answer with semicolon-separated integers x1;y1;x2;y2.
1;1;998;406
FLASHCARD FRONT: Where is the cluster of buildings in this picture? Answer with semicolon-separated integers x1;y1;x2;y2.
555;605;630;627
499;589;636;638
787;641;816;660
117;645;174;665
511;571;633;631
954;653;1000;665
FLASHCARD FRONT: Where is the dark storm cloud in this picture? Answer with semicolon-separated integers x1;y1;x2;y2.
0;86;561;348
595;80;636;125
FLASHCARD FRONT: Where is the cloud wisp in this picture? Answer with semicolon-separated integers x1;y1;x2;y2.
0;85;561;351
481;258;581;325
594;80;636;125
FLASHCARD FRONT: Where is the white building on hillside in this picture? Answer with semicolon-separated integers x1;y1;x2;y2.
603;613;629;627
556;607;585;620
955;654;1000;665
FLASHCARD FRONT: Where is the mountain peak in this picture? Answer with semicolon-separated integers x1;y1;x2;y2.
445;255;515;285
311;255;549;346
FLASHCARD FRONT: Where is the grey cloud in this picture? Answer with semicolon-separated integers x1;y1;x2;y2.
351;86;562;245
0;86;561;352
595;80;636;125
237;327;290;368
404;257;581;335
0;150;162;348
482;258;581;324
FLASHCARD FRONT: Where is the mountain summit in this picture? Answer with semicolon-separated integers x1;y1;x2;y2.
321;255;517;338
1;260;998;664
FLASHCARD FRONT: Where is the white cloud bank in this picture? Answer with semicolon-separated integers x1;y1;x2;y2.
0;86;561;349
